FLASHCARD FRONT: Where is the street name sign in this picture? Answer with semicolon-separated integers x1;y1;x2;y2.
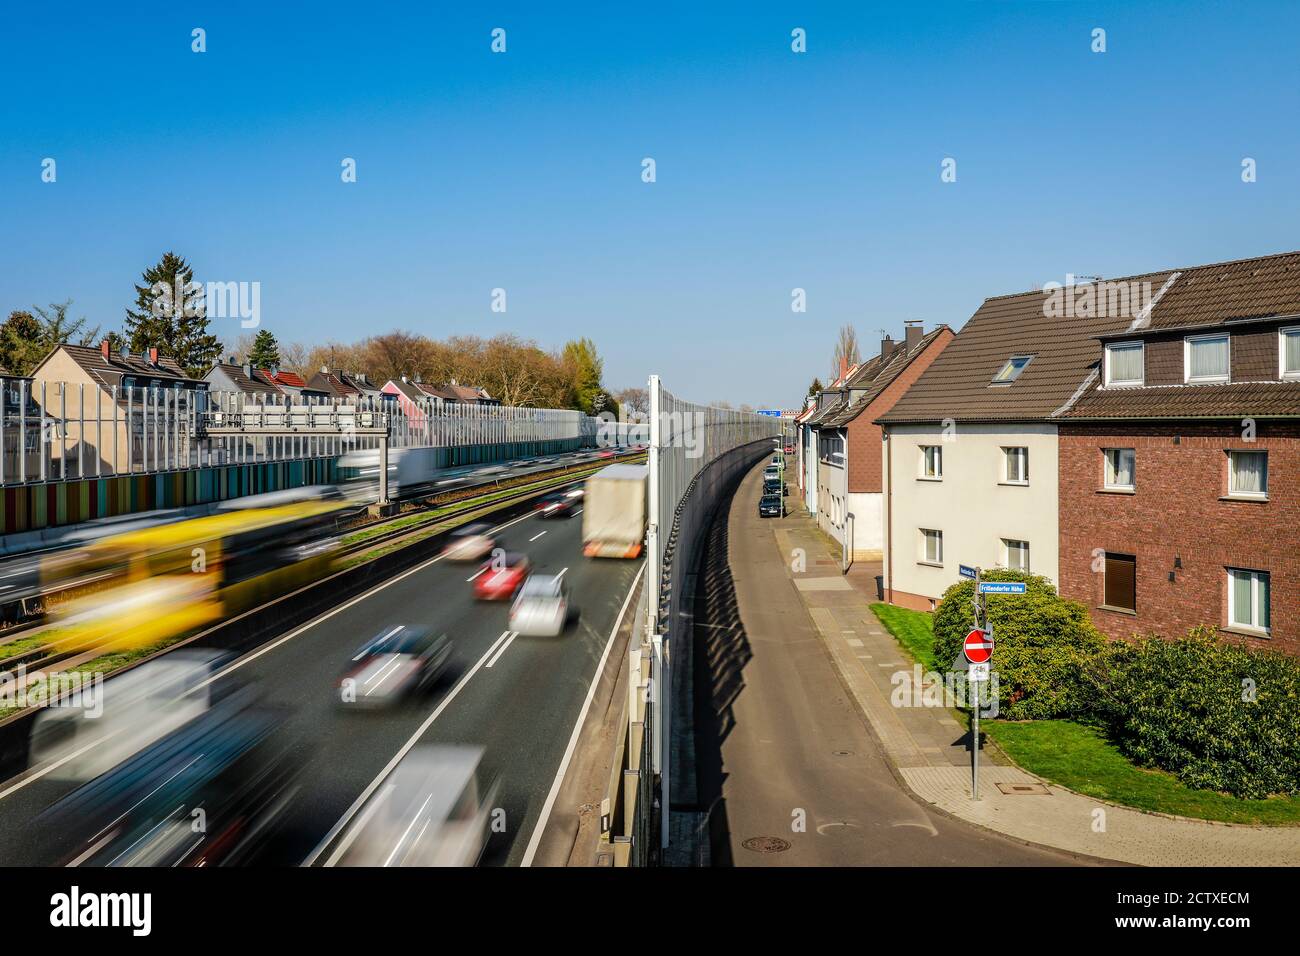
978;581;1026;595
756;409;782;417
958;564;977;580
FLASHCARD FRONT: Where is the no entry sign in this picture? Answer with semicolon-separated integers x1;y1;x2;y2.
963;629;993;664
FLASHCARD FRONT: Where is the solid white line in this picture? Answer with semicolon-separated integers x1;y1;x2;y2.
485;632;518;669
307;627;514;867
572;508;583;515
529;530;547;542
466;566;488;582
519;561;643;867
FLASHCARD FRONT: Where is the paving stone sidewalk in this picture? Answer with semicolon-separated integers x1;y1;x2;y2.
777;503;1300;867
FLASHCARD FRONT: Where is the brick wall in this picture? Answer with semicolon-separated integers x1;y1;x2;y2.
846;328;954;494
1058;420;1300;654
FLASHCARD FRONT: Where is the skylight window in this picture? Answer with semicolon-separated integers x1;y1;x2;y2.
992;355;1033;384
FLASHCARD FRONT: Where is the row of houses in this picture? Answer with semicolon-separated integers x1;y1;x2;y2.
797;249;1300;655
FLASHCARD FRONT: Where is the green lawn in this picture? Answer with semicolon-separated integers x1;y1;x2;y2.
869;602;940;672
985;719;1300;826
868;602;1300;826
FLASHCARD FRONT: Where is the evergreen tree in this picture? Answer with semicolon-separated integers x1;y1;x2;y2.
562;337;605;415
124;252;222;376
247;329;282;369
0;310;44;376
806;376;824;398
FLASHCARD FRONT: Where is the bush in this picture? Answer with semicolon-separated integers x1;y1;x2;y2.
1084;627;1300;799
932;569;1105;720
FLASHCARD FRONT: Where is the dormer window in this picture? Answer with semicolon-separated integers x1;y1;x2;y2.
1281;327;1300;380
1185;333;1229;383
991;355;1033;384
1104;341;1144;387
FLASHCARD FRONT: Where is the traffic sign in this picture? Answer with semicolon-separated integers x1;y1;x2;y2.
756;409;782;417
979;581;1026;595
963;629;993;664
958;564;977;580
968;662;990;682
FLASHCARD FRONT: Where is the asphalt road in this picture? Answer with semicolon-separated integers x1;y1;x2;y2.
0;493;641;867
691;459;1092;866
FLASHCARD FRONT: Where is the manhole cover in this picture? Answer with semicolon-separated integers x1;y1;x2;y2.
832;750;854;756
995;782;1051;796
742;836;791;853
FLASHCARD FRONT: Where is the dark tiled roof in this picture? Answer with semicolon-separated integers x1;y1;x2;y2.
52;344;201;391
822;327;950;427
207;362;281;396
1136;250;1300;331
1061;381;1300;420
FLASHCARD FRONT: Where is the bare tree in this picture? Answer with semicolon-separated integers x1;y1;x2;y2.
832;323;861;379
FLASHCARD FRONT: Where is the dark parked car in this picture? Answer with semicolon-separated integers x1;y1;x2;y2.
759;494;783;518
763;477;783;497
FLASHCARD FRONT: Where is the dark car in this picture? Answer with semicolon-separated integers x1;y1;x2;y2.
759;494;783;518
763;477;783;497
534;490;577;518
338;626;453;707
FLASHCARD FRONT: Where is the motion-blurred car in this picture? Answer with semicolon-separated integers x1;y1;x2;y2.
473;552;531;600
441;522;497;562
534;491;577;519
783;444;794;455
334;745;500;866
509;573;570;637
596;449;617;459
759;494;783;518
337;626;452;707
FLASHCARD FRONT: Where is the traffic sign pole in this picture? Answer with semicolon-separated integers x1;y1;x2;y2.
972;568;987;800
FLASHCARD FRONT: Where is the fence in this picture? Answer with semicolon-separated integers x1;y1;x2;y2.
0;379;596;487
600;375;779;864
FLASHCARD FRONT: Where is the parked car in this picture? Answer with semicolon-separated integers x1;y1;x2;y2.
509;573;570;636
337;626;452;707
441;522;497;562
763;465;780;481
474;552;531;600
763;477;782;496
783;444;794;455
759;494;783;518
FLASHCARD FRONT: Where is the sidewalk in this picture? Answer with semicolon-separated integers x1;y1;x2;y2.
781;492;1300;866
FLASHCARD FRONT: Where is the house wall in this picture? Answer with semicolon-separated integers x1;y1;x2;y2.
1139;324;1284;386
1058;421;1299;654
816;455;846;544
884;422;1060;610
844;490;883;557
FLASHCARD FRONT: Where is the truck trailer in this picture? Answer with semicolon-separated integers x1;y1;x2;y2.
581;463;648;558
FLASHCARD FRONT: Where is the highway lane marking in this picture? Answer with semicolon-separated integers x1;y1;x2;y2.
353;625;404;661
306;627;515;867
485;631;518;669
519;560;643;868
185;506;543;696
466;566;488;582
529;530;547;542
572;508;583;515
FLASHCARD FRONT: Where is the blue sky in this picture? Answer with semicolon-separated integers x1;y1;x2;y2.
2;1;1298;407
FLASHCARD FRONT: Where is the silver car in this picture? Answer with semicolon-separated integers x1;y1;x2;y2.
509;574;570;637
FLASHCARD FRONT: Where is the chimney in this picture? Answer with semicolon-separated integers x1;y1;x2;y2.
243;363;253;379
148;347;159;366
838;357;847;384
101;339;111;361
904;320;924;351
880;335;896;360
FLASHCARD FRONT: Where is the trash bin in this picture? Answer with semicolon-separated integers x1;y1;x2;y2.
874;575;884;602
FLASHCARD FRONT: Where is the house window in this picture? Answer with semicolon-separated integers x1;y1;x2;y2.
1004;539;1030;571
1281;327;1300;379
920;445;942;479
1227;450;1268;498
992;355;1033;384
921;529;943;564
1185;333;1230;383
1227;569;1270;634
1103;553;1137;612
1003;446;1029;483
1104;342;1144;387
1103;448;1136;490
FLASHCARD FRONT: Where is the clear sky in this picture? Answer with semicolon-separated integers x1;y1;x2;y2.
2;1;1298;408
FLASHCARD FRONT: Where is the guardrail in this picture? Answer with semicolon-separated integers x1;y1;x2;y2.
598;376;778;864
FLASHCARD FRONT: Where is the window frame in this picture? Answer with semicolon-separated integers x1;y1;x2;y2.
1102;447;1136;491
1280;326;1300;380
919;444;943;480
1226;568;1271;635
1003;538;1030;572
1103;341;1145;388
991;354;1034;385
920;528;943;565
1002;446;1029;484
1226;449;1269;500
1183;332;1231;384
1102;552;1137;613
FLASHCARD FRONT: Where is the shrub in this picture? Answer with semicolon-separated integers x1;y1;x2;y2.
932;569;1105;720
1084;627;1300;799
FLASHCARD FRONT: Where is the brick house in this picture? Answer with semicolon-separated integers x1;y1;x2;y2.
811;323;952;558
1055;250;1300;654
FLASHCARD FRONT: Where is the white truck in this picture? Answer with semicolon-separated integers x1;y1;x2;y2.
582;463;648;558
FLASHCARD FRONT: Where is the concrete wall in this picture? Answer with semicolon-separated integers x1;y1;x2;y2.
884;422;1060;610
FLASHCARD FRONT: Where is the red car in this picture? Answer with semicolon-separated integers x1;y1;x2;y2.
473;552;531;600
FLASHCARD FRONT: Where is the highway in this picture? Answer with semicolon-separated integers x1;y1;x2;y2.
0;492;642;867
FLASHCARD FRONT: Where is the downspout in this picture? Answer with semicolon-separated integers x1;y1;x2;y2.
884;429;893;603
